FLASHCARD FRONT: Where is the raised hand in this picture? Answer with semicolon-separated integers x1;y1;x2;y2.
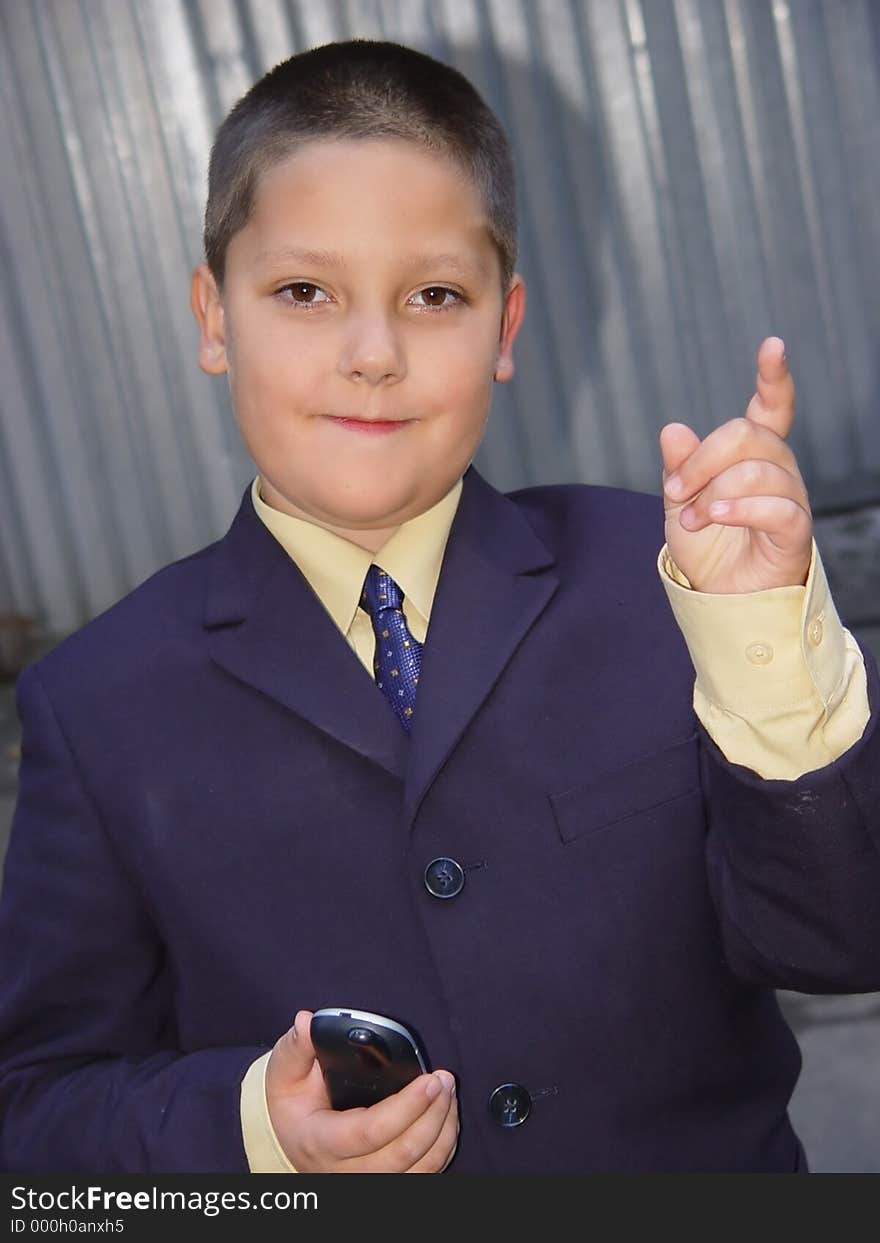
659;337;813;594
264;1010;459;1172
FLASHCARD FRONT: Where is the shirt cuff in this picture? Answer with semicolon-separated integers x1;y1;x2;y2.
657;538;870;780
240;1051;299;1173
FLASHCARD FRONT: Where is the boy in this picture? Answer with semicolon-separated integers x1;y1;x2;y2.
1;39;878;1174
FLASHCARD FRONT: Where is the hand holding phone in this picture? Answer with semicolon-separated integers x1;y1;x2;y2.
263;1009;458;1173
310;1007;427;1109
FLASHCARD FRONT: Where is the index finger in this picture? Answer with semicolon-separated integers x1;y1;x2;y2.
313;1070;454;1160
749;335;795;437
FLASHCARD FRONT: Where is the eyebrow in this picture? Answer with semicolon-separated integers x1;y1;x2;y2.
253;246;489;278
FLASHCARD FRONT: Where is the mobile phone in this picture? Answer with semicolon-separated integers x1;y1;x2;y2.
311;1007;429;1109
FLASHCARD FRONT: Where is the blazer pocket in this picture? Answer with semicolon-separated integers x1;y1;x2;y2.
549;732;700;845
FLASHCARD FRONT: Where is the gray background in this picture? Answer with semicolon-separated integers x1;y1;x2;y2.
1;0;878;1171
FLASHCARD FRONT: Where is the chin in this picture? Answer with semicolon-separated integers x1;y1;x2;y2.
323;483;415;521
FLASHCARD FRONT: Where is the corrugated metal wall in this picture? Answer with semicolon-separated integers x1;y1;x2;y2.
2;0;879;636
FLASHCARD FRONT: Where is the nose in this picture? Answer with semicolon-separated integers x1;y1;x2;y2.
337;309;406;385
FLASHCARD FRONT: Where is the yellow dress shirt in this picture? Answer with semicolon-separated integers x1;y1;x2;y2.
241;473;870;1173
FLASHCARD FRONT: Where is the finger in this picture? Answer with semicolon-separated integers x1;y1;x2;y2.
355;1077;457;1173
677;458;809;531
406;1098;460;1173
659;422;701;490
749;336;795;438
685;494;812;553
663;417;795;507
266;1010;320;1091
314;1069;455;1162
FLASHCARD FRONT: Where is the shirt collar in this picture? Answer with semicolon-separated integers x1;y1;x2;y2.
250;476;463;634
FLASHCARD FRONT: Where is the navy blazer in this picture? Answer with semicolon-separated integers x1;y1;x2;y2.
2;465;879;1173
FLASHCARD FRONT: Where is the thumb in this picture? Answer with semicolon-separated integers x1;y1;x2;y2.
268;1010;319;1089
659;422;701;492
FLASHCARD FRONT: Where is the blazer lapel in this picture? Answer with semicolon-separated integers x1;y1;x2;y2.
201;469;559;807
403;467;559;827
202;486;408;782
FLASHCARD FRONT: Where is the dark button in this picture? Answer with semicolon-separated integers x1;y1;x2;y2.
347;1027;391;1069
489;1083;531;1127
424;857;465;899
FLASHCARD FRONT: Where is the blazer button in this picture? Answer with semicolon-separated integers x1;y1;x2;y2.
424;857;465;899
489;1083;531;1127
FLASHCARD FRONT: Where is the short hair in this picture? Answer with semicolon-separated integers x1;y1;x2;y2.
203;39;517;294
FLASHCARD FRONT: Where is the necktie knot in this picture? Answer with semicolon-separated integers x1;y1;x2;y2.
359;564;422;732
361;564;403;615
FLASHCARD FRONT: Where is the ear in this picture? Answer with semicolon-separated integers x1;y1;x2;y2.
494;273;526;383
190;262;229;375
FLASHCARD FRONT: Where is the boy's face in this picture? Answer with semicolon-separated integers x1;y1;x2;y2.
191;138;525;552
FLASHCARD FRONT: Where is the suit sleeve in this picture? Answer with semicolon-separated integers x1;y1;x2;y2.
698;651;880;994
0;663;267;1172
655;544;880;992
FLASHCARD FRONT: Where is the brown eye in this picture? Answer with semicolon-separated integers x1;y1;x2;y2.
276;282;330;307
413;287;463;309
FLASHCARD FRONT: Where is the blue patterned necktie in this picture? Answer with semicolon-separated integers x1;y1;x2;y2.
360;564;423;732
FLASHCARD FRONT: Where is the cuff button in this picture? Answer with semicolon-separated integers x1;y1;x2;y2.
745;642;774;665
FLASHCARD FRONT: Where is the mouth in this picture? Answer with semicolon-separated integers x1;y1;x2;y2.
322;415;413;435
